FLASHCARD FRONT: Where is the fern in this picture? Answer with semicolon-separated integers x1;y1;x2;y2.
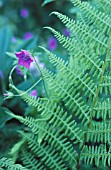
92;0;111;14
21;132;67;170
7;112;77;169
3;0;111;169
82;145;111;167
21;149;46;170
0;157;27;170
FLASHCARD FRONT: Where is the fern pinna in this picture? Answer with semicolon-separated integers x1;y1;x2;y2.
1;0;111;169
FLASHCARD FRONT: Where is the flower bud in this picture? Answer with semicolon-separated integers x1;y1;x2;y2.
4;91;14;99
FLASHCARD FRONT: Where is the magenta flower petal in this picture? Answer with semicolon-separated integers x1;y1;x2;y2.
23;32;34;40
16;67;23;76
21;50;33;60
23;60;32;68
30;89;37;97
21;49;29;55
20;8;29;18
48;37;57;51
0;70;3;79
15;50;33;69
18;58;24;66
63;28;71;37
15;52;24;58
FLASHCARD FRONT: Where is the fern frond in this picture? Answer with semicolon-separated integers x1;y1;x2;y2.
10;85;55;119
8;113;77;169
86;121;111;143
12;67;90;125
40;47;96;97
82;145;111;167
11;84;42;107
7;112;39;133
8;85;84;144
49;105;84;144
93;98;111;120
51;11;107;54
30;96;84;143
23;133;67;170
44;27;103;77
21;149;46;170
0;157;27;170
99;76;111;95
41;68;90;125
106;58;111;70
71;0;111;34
93;0;111;14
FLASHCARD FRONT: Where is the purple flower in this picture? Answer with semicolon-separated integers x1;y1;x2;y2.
20;8;29;18
30;89;37;98
16;66;23;76
11;36;16;43
48;37;57;51
23;32;34;40
15;50;33;68
63;28;71;37
0;70;3;79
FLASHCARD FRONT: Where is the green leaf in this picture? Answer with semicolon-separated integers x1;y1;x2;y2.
0;96;4;106
6;52;16;59
0;26;11;54
42;0;54;6
0;107;13;128
0;26;12;74
10;138;26;162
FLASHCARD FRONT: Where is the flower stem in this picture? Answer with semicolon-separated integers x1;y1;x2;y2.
33;56;48;98
9;65;42;97
10;78;42;97
9;65;17;85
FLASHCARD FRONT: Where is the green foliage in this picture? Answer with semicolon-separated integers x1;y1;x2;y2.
0;107;13;128
0;25;12;82
0;157;27;170
1;0;111;169
42;0;55;6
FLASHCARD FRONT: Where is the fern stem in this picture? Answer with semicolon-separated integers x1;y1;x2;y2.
88;30;111;125
33;56;48;98
76;30;111;170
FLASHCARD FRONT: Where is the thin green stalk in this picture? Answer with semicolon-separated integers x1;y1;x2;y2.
33;56;48;98
10;78;42;97
9;65;17;85
8;65;42;97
